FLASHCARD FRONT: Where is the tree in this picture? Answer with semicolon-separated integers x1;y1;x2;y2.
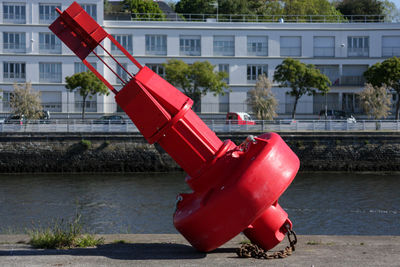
163;59;228;110
382;0;400;22
247;74;278;120
274;58;331;119
336;0;385;21
364;57;400;119
65;71;108;119
10;82;43;119
175;0;343;22
359;83;391;119
123;0;165;20
175;0;215;14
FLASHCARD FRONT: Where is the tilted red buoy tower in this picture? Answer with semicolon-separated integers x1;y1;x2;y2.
49;2;300;252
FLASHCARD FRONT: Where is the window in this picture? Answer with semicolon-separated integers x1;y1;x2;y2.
3;3;26;23
247;64;267;82
382;36;400;57
315;65;340;85
342;93;361;114
39;32;61;53
74;62;97;73
39;63;62;83
219;93;229;113
111;34;132;54
218;64;229;83
2;91;12;111
348;36;369;57
147;64;165;78
314;36;334;57
180;35;201;56
313;93;339;114
3;62;25;81
39;3;60;24
280;36;301;57
247;36;268;56
341;65;368;85
81;4;97;20
145;35;167;55
3;32;25;52
41;91;62;112
75;92;97;112
116;63;128;84
214;36;234;56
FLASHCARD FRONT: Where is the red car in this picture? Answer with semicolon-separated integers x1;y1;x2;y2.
226;112;256;125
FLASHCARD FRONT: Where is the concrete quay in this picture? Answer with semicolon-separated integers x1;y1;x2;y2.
0;234;399;266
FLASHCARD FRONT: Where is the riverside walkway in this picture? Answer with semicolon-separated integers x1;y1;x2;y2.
0;234;399;266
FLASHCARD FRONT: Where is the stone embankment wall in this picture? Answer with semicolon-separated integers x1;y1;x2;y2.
0;132;400;173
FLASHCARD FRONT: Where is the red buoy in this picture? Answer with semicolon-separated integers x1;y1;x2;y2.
49;1;300;252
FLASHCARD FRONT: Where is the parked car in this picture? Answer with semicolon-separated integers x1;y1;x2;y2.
4;114;26;124
93;115;126;124
226;112;256;125
319;110;347;120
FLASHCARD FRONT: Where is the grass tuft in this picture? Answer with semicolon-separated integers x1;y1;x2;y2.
80;139;92;149
28;214;103;249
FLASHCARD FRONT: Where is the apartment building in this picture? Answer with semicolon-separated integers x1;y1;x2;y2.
1;0;399;118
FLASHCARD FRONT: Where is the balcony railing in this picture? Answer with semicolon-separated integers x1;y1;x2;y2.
348;47;369;57
314;47;335;57
39;44;62;54
340;75;365;86
105;13;389;23
280;47;301;57
382;47;400;57
3;43;25;53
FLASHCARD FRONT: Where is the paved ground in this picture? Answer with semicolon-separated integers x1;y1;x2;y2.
0;234;399;266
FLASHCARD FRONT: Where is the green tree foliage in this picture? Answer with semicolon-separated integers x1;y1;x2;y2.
364;57;400;119
359;83;391;119
274;58;331;119
10;82;43;119
336;0;385;21
282;0;343;20
247;74;278;120
123;0;165;20
65;71;108;119
382;0;400;22
175;0;215;14
163;59;228;110
175;0;343;22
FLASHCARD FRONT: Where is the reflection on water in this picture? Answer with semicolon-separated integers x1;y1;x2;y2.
0;172;399;235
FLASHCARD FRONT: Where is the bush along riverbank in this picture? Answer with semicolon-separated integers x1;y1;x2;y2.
1;132;400;173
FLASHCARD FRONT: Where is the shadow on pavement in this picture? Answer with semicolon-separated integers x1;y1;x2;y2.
0;243;207;260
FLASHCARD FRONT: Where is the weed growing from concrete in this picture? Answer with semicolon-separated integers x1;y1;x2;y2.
28;214;103;249
80;139;92;149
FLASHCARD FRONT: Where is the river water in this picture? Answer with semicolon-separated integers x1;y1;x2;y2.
0;172;399;235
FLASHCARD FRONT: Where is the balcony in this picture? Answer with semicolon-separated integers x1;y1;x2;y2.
340;75;365;86
314;47;334;57
348;47;369;57
39;44;62;54
382;47;400;57
3;43;25;53
280;47;301;57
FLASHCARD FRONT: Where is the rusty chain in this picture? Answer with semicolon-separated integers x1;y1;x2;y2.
236;225;297;260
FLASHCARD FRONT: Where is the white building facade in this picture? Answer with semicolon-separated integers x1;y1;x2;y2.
1;0;400;118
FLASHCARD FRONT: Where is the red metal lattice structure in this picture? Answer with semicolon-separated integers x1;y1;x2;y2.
50;2;300;252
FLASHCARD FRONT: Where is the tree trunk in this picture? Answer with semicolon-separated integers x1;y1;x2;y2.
82;94;87;120
291;97;299;119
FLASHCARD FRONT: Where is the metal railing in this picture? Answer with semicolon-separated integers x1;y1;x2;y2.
1;119;400;133
105;12;391;23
